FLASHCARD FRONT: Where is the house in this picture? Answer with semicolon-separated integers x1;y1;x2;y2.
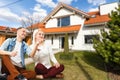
0;26;17;45
0;26;31;46
0;2;118;51
37;2;118;51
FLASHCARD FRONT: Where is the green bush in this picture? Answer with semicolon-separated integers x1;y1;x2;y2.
93;6;120;67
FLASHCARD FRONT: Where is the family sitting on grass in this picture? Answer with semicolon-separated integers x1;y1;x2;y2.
0;27;64;80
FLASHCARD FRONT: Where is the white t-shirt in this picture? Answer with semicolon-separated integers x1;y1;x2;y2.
10;41;22;67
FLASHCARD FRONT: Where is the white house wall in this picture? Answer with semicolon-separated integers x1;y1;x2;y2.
100;2;118;15
54;8;73;17
72;24;105;51
52;36;60;49
45;36;60;49
71;14;85;25
45;7;97;51
72;24;84;50
44;2;117;51
45;18;57;28
45;8;81;28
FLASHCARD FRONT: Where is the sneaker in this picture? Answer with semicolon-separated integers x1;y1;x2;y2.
15;74;27;80
56;73;64;78
0;73;7;80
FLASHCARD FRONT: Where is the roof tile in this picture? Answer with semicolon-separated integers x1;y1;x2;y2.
41;25;81;33
85;11;110;24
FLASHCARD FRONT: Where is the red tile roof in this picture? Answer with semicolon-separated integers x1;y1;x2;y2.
10;28;17;32
32;11;110;33
87;11;99;15
0;26;17;32
85;11;110;25
0;26;7;30
41;25;81;34
27;23;45;29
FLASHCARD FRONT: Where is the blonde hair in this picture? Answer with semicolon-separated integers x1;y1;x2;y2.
32;28;45;44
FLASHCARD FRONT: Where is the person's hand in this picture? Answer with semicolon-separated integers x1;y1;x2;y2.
36;38;44;45
54;63;60;68
9;51;17;57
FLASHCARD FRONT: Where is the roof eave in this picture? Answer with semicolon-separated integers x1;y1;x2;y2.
84;22;107;27
45;30;79;35
41;2;90;23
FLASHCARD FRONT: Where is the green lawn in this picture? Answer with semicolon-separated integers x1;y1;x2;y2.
26;51;109;80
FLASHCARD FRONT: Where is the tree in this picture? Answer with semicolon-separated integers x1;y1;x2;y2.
20;12;43;32
93;5;120;68
20;12;43;44
60;33;73;60
64;33;69;54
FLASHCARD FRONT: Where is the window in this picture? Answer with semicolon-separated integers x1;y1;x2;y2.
84;35;98;44
71;36;74;45
57;16;70;27
51;37;53;44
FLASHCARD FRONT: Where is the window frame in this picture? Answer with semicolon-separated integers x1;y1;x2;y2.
84;35;98;44
57;16;70;27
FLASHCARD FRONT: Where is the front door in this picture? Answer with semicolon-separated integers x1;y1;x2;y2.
61;37;65;48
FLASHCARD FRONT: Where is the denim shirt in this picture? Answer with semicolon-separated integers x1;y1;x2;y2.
0;38;31;68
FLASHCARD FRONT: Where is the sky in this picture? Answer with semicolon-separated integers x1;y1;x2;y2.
0;0;117;28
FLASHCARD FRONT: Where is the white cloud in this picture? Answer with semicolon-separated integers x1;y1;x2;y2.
33;4;47;16
0;1;20;22
22;11;31;17
89;7;99;12
0;0;26;27
36;0;57;8
20;11;31;22
57;0;74;4
0;8;20;22
33;4;47;20
88;0;106;6
20;4;47;26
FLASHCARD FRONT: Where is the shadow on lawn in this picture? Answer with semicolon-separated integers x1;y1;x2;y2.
81;51;106;71
75;57;93;80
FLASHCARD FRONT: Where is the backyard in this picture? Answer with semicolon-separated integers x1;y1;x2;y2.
26;51;109;80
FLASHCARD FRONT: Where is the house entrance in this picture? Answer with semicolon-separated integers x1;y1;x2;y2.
61;37;65;48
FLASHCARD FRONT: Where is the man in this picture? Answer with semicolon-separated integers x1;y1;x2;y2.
0;50;17;80
0;27;37;80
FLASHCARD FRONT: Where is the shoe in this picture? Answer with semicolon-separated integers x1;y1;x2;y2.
15;74;27;80
0;73;7;80
56;73;64;78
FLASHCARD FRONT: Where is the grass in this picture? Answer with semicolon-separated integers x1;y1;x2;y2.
26;51;109;80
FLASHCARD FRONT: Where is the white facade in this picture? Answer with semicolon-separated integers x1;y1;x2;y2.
46;8;73;28
100;2;118;15
44;2;118;51
70;14;85;25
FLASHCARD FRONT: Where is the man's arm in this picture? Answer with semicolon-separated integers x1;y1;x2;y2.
0;50;17;57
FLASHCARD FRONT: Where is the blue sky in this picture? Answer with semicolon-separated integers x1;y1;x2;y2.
0;0;117;28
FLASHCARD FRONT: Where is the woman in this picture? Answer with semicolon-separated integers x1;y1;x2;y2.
30;29;64;79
